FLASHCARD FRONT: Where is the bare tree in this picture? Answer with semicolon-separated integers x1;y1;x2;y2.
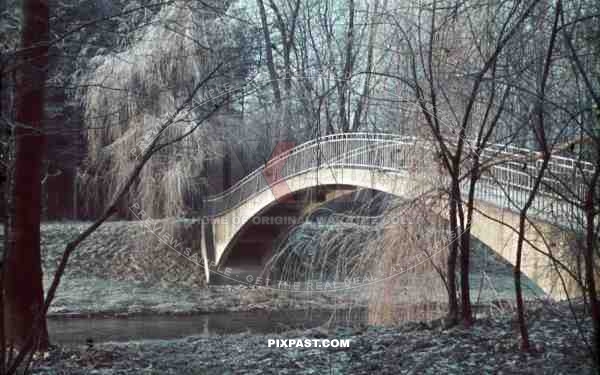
510;1;562;351
555;1;600;365
383;0;543;327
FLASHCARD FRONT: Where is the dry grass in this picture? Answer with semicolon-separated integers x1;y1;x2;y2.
365;201;450;325
262;140;453;325
264;194;451;325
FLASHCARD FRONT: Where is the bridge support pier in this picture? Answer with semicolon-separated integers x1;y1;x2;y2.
468;201;580;300
201;220;216;284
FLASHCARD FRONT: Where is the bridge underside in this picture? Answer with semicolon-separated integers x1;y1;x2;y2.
210;185;363;284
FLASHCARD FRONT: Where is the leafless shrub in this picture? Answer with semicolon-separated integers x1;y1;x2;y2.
365;200;449;325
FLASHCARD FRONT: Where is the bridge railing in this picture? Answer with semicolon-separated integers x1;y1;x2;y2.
471;143;593;226
205;133;594;227
204;133;422;216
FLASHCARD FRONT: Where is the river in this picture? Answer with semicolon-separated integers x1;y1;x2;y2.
47;309;368;345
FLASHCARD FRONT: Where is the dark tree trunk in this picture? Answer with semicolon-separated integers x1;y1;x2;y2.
338;0;354;133
584;182;600;368
513;0;560;352
513;151;551;354
459;156;479;328
445;180;460;327
255;0;281;105
514;214;530;352
3;0;49;350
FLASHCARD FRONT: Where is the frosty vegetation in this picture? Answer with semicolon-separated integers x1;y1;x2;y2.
1;0;600;373
79;2;234;218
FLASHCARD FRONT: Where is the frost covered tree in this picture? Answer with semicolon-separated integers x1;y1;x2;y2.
78;0;245;218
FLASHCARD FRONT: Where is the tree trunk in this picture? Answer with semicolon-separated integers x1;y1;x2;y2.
514;214;530;352
459;195;473;327
3;0;49;350
513;0;560;352
338;0;354;132
445;181;460;327
513;152;551;354
584;185;600;368
351;0;382;132
256;0;281;106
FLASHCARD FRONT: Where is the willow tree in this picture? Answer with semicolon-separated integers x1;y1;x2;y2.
5;1;243;371
79;0;241;219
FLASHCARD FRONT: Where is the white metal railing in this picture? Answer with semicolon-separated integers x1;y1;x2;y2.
204;133;595;227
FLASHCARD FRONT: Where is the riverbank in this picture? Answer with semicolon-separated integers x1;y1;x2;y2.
32;221;543;317
33;301;593;374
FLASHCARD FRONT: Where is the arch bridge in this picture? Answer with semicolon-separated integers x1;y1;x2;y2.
200;133;594;299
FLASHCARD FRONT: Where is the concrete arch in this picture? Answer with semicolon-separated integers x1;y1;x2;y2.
202;133;589;298
204;164;576;299
211;167;415;266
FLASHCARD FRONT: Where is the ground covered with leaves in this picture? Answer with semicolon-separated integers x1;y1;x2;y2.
33;302;592;374
26;221;543;317
36;221;364;316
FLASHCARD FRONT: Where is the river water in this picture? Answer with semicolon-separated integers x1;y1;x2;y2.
47;309;368;345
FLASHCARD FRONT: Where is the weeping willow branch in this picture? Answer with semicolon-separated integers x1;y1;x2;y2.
78;1;233;218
